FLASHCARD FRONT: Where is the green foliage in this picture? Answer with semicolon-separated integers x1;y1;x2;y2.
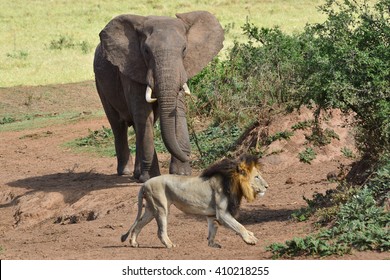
73;126;113;148
70;126;116;157
298;147;316;164
190;124;242;167
49;35;92;54
267;130;294;144
269;161;390;258
299;0;390;159
341;146;355;158
0;116;17;125
6;50;29;60
68;125;168;157
291;120;314;131
192;0;389;163
305;127;340;146
292;182;359;225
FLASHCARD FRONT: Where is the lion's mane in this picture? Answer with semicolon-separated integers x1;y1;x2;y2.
200;154;260;217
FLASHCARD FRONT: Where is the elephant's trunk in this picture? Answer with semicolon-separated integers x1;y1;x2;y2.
158;93;189;163
152;53;190;163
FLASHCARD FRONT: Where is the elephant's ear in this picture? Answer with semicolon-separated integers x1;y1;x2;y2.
99;14;147;83
176;11;224;78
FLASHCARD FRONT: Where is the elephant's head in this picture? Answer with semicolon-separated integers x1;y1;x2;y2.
99;11;224;162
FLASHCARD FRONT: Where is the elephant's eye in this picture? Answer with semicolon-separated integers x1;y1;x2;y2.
182;46;187;56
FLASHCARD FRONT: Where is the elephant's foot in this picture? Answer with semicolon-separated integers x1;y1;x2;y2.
116;162;131;176
117;156;133;176
169;157;191;176
138;170;161;183
139;173;150;183
117;166;132;176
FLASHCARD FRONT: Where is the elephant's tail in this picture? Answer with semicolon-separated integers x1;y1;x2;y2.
121;186;145;243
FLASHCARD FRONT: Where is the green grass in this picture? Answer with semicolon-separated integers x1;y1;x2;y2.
65;126;117;157
1;0;327;87
0;111;104;132
64;124;169;158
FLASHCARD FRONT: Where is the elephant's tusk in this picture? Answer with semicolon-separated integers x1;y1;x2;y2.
145;86;157;103
183;83;191;96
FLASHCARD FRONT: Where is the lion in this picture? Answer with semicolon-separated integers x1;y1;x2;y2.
121;154;269;248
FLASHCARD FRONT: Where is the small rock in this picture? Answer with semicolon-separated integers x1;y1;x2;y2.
285;177;294;184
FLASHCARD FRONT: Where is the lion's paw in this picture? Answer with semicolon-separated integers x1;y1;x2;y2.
243;234;258;245
164;242;176;249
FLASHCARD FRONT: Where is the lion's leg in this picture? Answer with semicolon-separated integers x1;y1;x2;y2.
155;209;175;249
207;217;221;248
218;213;258;245
129;205;154;247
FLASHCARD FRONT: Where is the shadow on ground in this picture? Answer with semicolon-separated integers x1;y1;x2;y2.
4;172;140;208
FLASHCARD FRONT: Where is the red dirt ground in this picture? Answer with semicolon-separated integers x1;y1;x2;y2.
0;82;388;260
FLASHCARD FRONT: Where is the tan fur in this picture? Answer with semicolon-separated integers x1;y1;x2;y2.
121;154;269;248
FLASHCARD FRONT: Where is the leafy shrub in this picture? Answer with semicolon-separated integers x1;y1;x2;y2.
267;130;294;144
298;147;316;164
298;0;390;160
50;35;76;50
191;0;389;163
49;35;92;54
0;116;17;125
291;120;314;131
6;50;29;60
282;155;389;258
341;146;354;158
190;124;241;167
269;161;390;258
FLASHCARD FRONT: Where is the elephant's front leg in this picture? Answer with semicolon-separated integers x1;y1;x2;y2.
134;115;160;182
169;92;192;176
130;101;160;183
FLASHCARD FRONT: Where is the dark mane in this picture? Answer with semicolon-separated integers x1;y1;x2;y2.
200;158;237;179
200;154;259;217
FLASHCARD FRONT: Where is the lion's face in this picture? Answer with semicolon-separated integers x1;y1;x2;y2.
249;167;268;197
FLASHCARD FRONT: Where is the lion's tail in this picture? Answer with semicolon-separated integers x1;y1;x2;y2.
121;186;145;243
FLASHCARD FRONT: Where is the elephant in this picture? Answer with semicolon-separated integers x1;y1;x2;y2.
93;11;224;182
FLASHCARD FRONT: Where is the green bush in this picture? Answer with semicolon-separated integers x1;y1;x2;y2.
298;147;317;164
191;0;389;163
298;0;390;160
190;24;305;126
49;35;92;54
268;161;390;258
